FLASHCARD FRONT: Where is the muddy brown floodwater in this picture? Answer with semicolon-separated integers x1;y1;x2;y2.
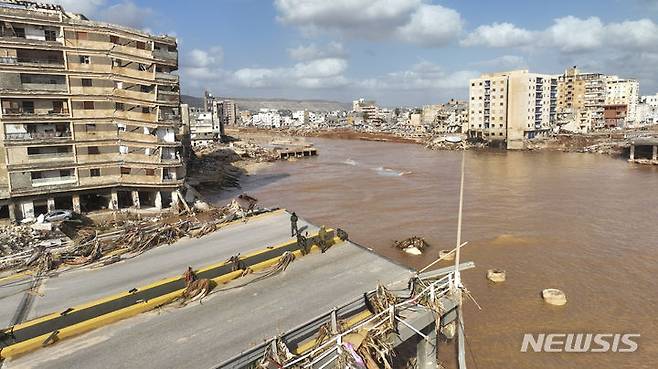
209;137;658;369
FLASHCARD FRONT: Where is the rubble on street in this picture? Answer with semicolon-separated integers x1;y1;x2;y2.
0;195;272;274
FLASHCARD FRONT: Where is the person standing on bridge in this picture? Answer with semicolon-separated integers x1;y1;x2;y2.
290;212;299;237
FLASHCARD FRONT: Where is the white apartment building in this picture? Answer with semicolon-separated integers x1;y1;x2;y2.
605;76;639;123
636;94;658;126
251;109;282;128
469;70;558;149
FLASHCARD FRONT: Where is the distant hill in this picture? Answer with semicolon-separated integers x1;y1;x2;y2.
180;95;351;112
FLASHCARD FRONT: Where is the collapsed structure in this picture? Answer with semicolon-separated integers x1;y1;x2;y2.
0;0;184;222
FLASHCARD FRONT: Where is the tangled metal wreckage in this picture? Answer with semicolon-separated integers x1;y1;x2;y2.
220;260;475;369
0;198;266;274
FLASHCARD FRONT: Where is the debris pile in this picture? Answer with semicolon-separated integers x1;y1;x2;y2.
425;135;486;151
0;223;70;271
187;141;278;191
0;196;271;273
393;236;430;255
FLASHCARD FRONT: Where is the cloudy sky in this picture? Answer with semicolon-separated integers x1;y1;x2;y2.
52;0;658;106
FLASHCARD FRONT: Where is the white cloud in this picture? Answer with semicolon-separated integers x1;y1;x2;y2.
185;47;224;68
462;16;658;53
396;4;463;46
275;0;420;37
461;22;534;48
49;0;159;31
275;0;462;46
48;0;106;15
606;19;658;49
288;42;345;61
358;61;478;91
545;16;605;52
181;45;350;91
100;1;155;29
473;55;527;71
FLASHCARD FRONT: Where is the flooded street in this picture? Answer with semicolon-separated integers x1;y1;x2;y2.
210;137;658;369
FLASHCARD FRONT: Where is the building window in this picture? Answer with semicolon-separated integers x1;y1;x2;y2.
110;35;120;44
14;27;25;38
83;101;95;110
115;102;125;111
44;29;57;41
145;169;155;176
52;101;64;114
140;85;150;93
136;41;146;50
90;168;101;177
85;123;96;132
142;107;150;114
22;101;34;114
76;31;88;40
81;78;93;87
120;167;131;175
138;63;147;71
87;146;100;155
79;55;91;64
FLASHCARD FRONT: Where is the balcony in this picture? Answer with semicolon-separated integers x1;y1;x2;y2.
156;91;179;103
153;49;178;61
78;153;120;164
2;108;69;117
114;89;155;101
155;72;179;83
0;56;64;68
112;66;153;80
121;153;161;163
118;131;158;143
5;130;72;141
24;152;75;163
31;176;76;188
114;110;157;122
158;113;181;123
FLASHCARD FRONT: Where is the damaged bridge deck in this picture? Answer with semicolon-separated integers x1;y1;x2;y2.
1;211;413;369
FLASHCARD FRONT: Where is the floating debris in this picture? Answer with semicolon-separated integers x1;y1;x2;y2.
393;236;430;255
439;249;455;261
542;288;567;306
486;269;506;283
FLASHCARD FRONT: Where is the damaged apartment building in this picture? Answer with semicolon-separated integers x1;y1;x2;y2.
0;1;184;221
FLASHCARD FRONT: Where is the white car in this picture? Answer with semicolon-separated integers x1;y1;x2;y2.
44;210;73;222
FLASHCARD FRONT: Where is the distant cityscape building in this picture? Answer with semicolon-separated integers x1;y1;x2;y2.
469;70;558;149
556;66;640;131
557;66;606;132
604;76;639;125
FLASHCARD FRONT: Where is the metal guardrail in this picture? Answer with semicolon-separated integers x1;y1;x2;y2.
216;262;475;369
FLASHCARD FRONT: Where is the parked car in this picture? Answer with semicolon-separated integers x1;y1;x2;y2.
44;209;73;222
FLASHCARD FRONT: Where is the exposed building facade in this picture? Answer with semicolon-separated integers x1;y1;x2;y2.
604;76;639;125
469;70;557;149
556;66;606;132
0;1;184;220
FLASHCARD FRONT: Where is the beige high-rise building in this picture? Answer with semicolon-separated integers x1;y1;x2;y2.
468;70;557;149
0;1;184;221
222;100;237;126
557;66;606;132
